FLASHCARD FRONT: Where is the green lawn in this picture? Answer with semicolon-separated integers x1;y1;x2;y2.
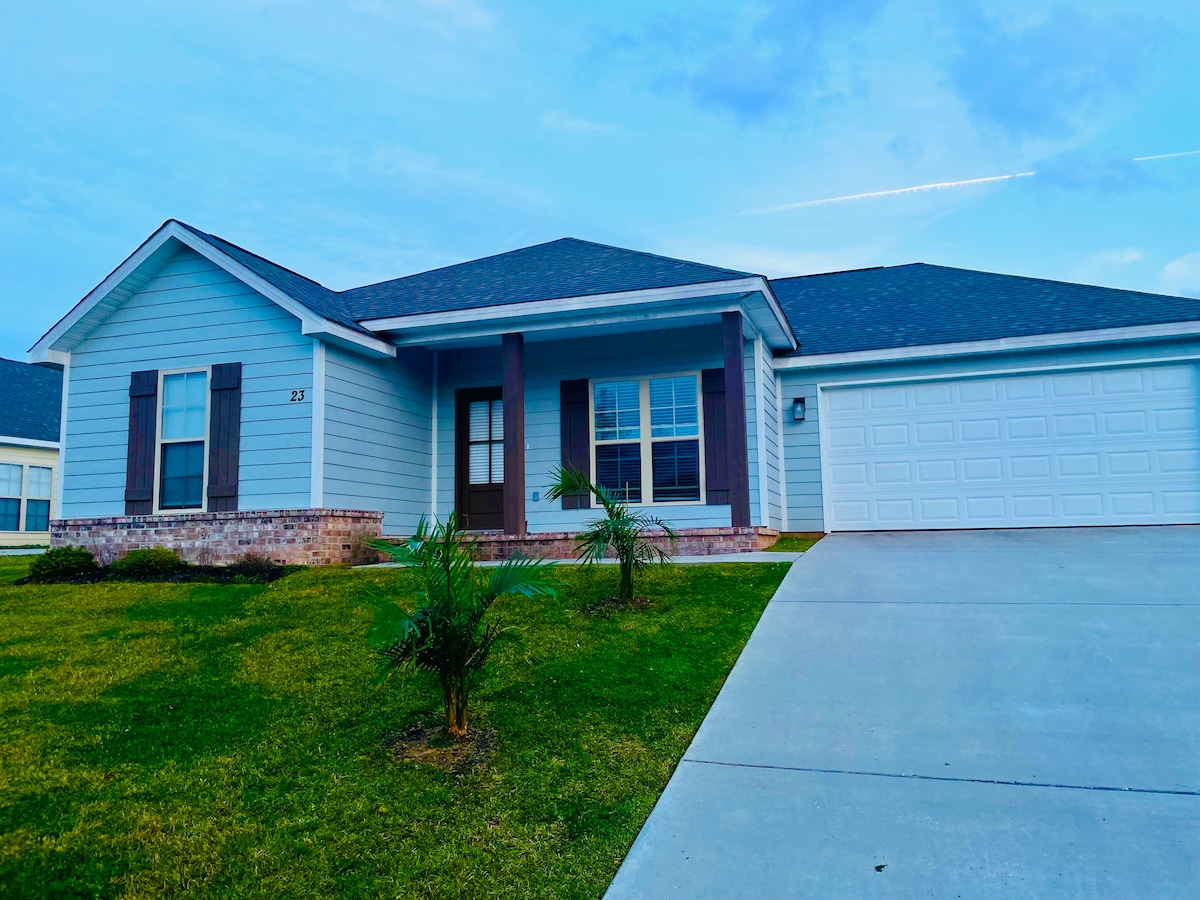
767;535;822;553
0;554;787;899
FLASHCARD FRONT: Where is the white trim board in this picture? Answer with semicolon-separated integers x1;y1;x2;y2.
775;321;1200;371
310;339;326;508
0;436;60;450
29;220;396;363
362;275;798;351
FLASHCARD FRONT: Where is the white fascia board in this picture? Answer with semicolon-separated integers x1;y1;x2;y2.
0;436;60;450
774;320;1200;371
754;276;799;350
29;220;396;362
388;296;752;347
361;277;798;348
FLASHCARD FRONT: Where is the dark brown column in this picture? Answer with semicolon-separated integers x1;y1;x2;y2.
502;332;526;535
722;311;752;528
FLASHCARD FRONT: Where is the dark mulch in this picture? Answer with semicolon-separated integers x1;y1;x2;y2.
385;723;498;774
16;564;299;587
583;595;652;617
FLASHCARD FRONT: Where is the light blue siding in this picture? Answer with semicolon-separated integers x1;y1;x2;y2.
322;345;433;534
778;337;1200;532
62;247;313;517
435;326;734;532
760;344;783;529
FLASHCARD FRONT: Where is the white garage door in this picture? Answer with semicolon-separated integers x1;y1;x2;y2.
822;363;1200;530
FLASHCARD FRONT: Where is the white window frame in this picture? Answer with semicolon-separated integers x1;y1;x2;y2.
0;463;55;533
153;366;211;515
589;372;707;507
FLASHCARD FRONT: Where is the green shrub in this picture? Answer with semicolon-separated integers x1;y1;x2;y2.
109;547;188;580
224;552;285;581
28;546;100;583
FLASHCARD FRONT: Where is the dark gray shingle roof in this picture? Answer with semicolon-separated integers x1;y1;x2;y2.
0;358;62;443
338;238;750;320
770;263;1200;356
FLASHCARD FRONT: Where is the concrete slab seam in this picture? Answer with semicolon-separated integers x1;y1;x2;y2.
682;758;1200;797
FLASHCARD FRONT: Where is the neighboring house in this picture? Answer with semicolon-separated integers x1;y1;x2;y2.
0;358;62;547
27;219;1200;564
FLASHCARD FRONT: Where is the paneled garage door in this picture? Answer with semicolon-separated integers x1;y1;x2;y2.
822;363;1200;530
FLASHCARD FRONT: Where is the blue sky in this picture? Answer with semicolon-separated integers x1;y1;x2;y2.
2;0;1198;359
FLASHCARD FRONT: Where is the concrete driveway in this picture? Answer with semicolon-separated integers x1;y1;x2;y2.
605;527;1200;899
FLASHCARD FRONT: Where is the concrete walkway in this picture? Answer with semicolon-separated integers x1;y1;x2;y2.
605;527;1200;899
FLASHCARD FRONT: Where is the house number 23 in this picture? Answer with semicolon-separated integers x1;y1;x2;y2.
290;389;306;402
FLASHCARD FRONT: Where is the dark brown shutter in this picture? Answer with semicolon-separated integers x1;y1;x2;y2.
559;378;590;510
124;370;159;515
207;362;242;512
702;368;729;506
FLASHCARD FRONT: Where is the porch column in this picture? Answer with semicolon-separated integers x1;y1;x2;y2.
722;311;752;528
502;332;526;535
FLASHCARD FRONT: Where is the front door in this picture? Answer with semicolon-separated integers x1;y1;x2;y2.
455;387;504;530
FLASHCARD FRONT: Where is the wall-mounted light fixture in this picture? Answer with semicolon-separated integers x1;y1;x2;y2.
792;397;806;422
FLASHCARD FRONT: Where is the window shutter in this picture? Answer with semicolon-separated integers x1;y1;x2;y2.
124;370;159;515
207;362;242;512
701;368;729;505
559;379;590;509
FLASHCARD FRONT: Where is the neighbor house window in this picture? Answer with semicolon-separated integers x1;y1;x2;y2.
157;370;208;511
592;375;702;504
0;464;20;531
25;466;52;532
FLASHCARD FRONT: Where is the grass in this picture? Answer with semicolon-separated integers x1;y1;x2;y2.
767;535;822;553
0;554;788;899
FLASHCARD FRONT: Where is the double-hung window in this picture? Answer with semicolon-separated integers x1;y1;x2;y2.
157;370;208;511
0;464;21;531
0;464;53;531
593;375;702;505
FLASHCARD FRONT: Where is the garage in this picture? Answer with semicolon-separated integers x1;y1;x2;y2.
821;362;1200;530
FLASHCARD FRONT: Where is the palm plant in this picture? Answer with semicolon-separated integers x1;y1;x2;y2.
546;466;677;605
365;515;559;739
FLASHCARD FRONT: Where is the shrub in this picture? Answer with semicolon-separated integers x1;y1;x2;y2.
224;552;285;581
109;547;188;580
28;546;100;583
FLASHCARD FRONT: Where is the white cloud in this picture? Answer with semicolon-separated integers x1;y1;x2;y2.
1161;251;1200;298
541;111;617;135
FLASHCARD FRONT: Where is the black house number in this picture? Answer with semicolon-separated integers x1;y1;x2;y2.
291;389;306;402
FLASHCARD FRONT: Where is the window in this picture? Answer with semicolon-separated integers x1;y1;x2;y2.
25;466;51;532
0;463;54;532
592;375;703;505
467;399;504;485
0;464;21;531
158;371;208;511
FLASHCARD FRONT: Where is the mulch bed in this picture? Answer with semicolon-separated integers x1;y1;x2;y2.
385;724;497;774
583;595;652;617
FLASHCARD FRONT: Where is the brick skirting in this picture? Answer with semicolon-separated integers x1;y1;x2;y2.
51;509;384;566
380;526;781;562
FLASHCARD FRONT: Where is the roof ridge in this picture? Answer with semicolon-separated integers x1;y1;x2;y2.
172;220;333;293
900;262;1200;302
342;236;750;295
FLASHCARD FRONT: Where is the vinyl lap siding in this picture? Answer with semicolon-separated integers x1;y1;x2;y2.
322;346;432;534
760;343;783;529
62;248;313;518
778;336;1200;533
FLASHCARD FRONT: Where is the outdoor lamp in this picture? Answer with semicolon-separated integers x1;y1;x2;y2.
792;397;806;421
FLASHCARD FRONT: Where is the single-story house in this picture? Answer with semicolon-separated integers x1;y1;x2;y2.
28;220;1200;563
0;358;62;547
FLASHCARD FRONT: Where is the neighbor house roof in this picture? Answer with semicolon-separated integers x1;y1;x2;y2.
770;263;1200;356
0;358;62;443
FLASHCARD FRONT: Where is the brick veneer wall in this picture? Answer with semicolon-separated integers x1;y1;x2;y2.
379;526;780;562
51;509;384;566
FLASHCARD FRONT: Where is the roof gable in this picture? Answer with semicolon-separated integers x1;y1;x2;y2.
340;238;751;321
770;263;1200;356
0;358;62;443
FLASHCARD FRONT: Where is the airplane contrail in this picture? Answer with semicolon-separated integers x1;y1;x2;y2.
1132;149;1200;162
742;149;1200;215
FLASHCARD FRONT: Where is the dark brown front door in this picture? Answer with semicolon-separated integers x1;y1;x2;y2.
455;387;504;530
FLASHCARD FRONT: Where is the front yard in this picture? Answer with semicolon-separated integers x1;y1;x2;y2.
0;555;787;899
